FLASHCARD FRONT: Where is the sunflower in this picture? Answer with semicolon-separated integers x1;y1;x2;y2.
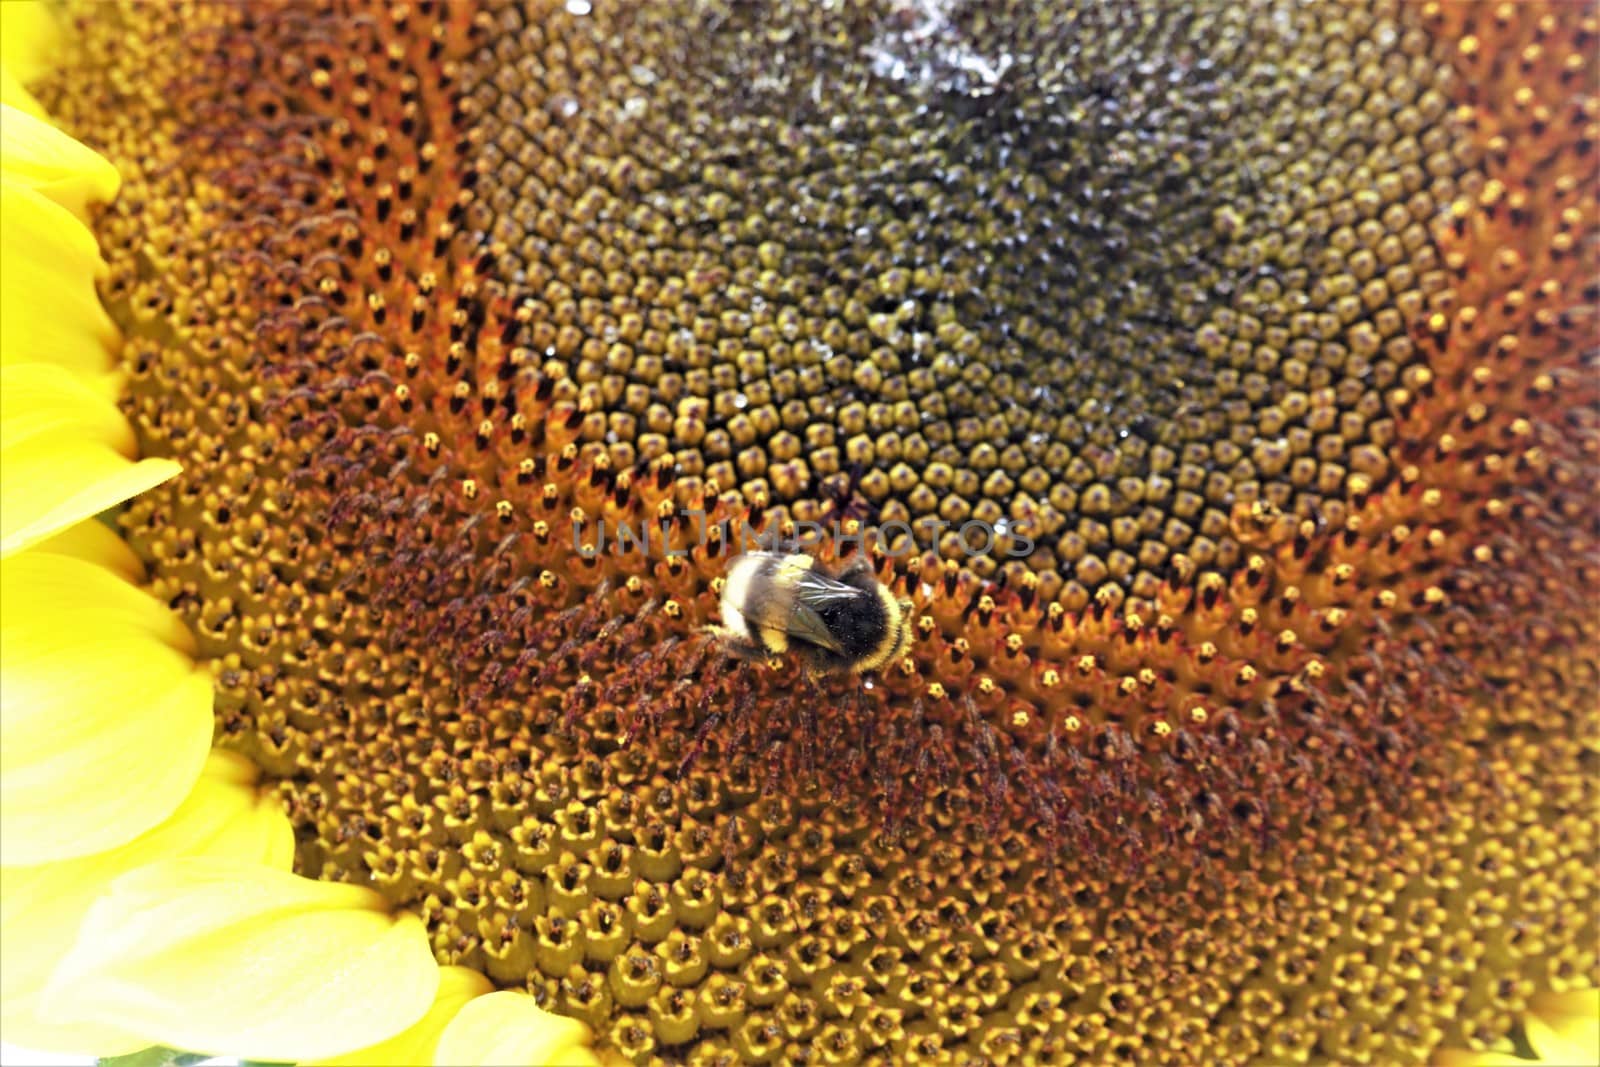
0;1;1595;1066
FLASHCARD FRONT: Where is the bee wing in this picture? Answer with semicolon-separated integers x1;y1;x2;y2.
747;566;866;653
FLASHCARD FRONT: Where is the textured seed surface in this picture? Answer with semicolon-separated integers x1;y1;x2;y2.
43;1;1598;1063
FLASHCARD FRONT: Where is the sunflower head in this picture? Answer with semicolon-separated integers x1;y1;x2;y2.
2;0;1596;1064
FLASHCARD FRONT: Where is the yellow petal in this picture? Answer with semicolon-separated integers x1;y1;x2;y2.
30;518;144;582
0;751;292;1056
0;1003;144;1058
433;990;600;1067
1526;987;1600;1066
0;552;210;864
0;546;190;647
314;966;493;1067
0;363;179;557
42;858;440;1063
0;103;119;221
0;437;180;557
1531;985;1600;1025
0;66;47;119
0;177;118;375
0;361;131;447
0;1;59;85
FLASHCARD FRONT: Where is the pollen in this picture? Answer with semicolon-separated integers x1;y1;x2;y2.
41;0;1599;1063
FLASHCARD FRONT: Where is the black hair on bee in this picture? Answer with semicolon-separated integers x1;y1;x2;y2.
708;551;913;675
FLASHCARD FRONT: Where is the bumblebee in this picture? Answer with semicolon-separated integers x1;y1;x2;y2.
710;551;913;675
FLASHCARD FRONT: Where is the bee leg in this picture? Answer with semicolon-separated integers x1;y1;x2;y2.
704;624;766;662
